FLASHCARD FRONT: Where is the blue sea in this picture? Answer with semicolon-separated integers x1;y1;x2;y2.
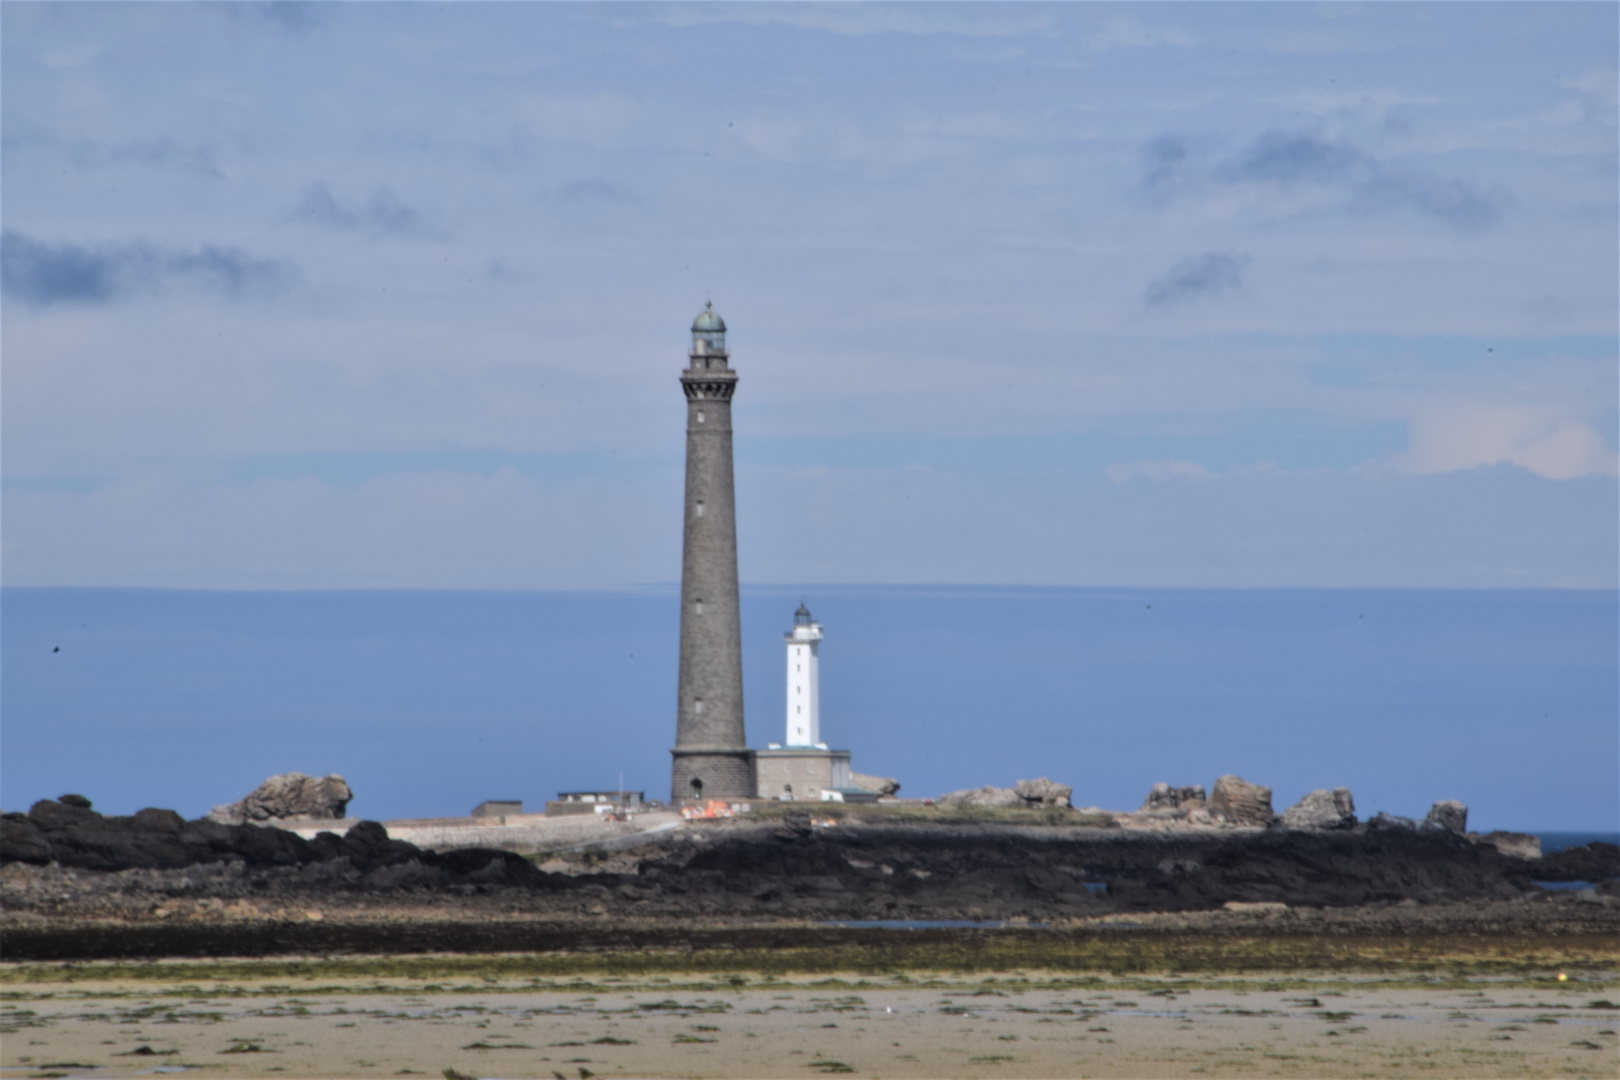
2;587;1615;834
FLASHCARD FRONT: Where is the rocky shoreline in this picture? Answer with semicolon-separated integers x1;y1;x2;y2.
4;797;1616;962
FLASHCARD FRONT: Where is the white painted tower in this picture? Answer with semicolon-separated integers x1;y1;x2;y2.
784;603;825;748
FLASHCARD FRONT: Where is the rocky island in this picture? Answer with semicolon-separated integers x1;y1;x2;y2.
3;778;1615;960
4;782;1617;1080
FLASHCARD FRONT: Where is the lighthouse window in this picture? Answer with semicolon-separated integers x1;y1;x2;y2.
695;500;704;518
697;409;706;423
695;599;704;615
695;698;704;715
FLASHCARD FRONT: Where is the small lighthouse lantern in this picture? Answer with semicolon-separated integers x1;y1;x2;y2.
784;603;824;748
690;301;728;366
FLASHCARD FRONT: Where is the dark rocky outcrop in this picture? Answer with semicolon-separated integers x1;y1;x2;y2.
9;799;316;872
1280;788;1357;830
628;821;1538;916
210;773;352;823
2;800;540;889
1530;841;1620;883
1210;775;1275;826
2;800;1583;935
0;812;53;862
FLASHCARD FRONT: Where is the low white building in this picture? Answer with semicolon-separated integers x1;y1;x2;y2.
545;790;646;816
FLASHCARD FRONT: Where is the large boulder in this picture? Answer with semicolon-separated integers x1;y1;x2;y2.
1476;830;1541;860
211;773;352;824
0;813;53;862
1210;775;1275;826
938;785;1022;808
850;773;901;798
1141;783;1207;813
1280;788;1357;830
1423;800;1468;833
1014;777;1072;808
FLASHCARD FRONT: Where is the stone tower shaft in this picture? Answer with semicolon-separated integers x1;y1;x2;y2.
671;303;754;801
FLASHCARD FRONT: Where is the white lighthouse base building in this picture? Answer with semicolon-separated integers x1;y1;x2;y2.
754;603;870;802
754;745;852;802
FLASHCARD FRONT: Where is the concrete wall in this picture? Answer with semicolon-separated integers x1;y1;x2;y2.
755;748;851;801
270;812;670;854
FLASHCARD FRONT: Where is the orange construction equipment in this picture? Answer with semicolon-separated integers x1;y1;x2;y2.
681;799;736;820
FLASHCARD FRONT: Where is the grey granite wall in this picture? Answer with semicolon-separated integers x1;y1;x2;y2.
671;750;756;802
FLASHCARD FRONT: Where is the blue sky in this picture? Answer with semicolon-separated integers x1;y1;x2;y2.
3;2;1616;588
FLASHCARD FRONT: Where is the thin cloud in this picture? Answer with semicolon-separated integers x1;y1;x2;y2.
1146;129;1508;230
1219;131;1361;185
1225;131;1505;229
5;129;224;179
1355;167;1504;231
1144;251;1250;308
1400;403;1618;480
286;182;445;239
1139;134;1191;198
1;230;299;307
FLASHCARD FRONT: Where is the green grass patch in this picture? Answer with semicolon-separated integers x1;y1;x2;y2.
5;930;1614;985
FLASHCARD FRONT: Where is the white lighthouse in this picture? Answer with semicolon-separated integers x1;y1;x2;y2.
784;603;824;748
754;604;852;799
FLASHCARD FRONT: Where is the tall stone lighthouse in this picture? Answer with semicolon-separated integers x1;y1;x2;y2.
670;303;755;801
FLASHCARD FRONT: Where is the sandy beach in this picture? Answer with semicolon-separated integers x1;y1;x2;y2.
5;960;1618;1080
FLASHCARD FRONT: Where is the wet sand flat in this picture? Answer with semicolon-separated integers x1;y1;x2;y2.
4;966;1618;1079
